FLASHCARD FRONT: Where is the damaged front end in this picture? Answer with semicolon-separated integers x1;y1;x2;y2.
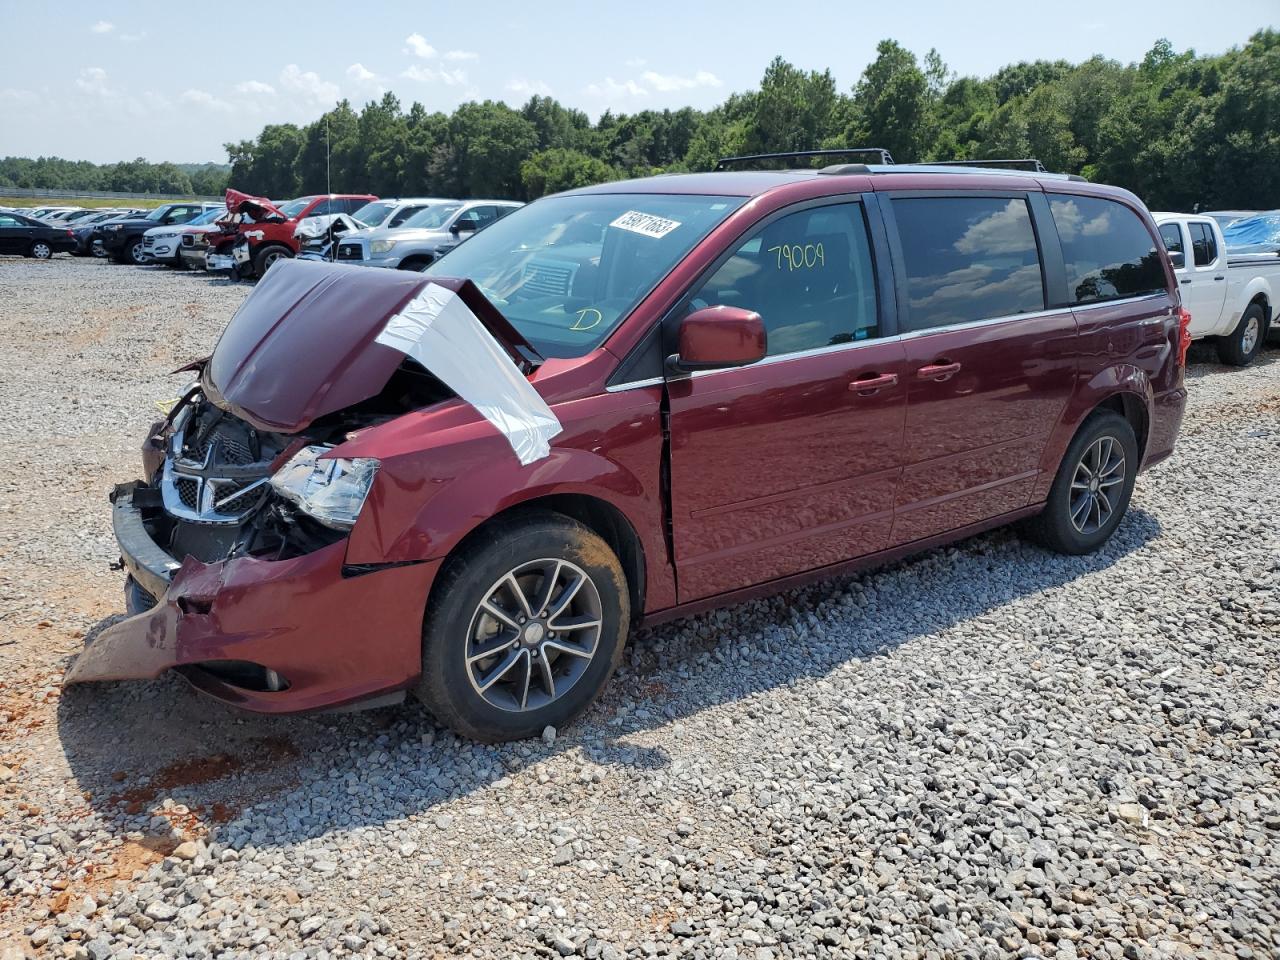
69;386;442;711
69;259;560;713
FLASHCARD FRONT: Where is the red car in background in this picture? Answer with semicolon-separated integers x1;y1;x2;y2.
206;190;376;279
70;153;1189;742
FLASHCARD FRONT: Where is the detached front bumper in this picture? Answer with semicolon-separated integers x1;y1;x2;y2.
206;252;235;272
67;482;440;713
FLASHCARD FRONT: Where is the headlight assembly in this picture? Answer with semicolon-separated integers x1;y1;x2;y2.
370;239;397;255
269;445;378;530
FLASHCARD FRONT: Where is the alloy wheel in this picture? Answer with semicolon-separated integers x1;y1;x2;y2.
1242;315;1260;355
129;241;145;264
465;558;603;713
1069;435;1126;534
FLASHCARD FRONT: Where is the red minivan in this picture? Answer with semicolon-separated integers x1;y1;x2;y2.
69;155;1190;741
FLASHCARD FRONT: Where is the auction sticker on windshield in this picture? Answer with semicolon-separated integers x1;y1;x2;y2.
610;210;682;239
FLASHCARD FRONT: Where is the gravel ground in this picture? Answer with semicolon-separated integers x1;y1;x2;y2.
1;255;1278;960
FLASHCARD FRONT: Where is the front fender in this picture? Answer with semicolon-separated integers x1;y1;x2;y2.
1032;363;1153;503
339;389;667;578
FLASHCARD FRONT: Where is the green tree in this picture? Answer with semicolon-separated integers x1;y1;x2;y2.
520;148;618;198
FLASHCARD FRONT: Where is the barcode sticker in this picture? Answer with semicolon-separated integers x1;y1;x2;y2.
609;210;682;239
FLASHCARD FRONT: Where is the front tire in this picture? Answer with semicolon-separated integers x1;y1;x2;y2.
253;245;289;278
1027;410;1138;555
1216;302;1266;367
126;237;146;265
415;513;630;742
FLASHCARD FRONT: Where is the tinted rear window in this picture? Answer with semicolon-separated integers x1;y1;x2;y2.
892;196;1045;330
1049;195;1166;304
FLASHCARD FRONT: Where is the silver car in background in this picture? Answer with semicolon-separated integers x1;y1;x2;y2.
336;199;523;270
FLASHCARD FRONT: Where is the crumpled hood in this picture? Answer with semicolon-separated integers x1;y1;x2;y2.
224;188;287;222
203;259;542;434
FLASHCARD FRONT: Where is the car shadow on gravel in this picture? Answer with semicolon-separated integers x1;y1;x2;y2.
56;507;1162;848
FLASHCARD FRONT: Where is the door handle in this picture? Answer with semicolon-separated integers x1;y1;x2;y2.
1213;276;1225;281
1180;278;1191;285
849;372;899;395
916;361;961;381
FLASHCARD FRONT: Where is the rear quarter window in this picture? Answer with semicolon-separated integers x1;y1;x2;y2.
1049;194;1167;304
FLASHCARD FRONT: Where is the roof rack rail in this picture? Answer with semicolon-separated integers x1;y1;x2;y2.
714;148;895;171
929;158;1048;173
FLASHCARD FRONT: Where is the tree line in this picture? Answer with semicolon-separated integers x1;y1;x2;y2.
0;158;230;197
6;30;1276;210
222;30;1278;211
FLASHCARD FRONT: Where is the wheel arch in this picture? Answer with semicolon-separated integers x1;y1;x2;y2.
425;492;647;626
1035;364;1154;503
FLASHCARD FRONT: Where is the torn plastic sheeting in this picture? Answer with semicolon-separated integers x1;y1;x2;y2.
375;282;562;465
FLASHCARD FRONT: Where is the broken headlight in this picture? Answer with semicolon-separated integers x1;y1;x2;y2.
269;445;378;531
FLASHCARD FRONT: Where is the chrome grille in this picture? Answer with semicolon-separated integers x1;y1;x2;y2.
181;234;194;247
337;242;363;260
159;404;277;525
521;260;575;297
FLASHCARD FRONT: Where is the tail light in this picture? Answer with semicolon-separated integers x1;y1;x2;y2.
1176;307;1192;367
66;229;74;238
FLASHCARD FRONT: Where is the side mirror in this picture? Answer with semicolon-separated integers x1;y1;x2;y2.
451;218;479;235
666;306;767;376
1168;250;1185;269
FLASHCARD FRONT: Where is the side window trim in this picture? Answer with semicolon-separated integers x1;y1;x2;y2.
1028;191;1069;308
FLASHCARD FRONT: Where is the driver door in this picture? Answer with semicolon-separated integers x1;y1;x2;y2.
666;201;907;601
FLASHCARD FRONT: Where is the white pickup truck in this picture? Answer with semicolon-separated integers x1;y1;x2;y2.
1154;212;1279;366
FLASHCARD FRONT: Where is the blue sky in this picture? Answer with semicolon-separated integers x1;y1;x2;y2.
1;0;1275;164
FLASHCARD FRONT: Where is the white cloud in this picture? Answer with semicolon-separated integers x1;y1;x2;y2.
279;64;339;105
444;49;478;61
403;33;436;58
401;64;466;86
75;67;113;97
235;79;276;95
507;78;552;97
642;69;721;92
0;88;39;103
585;77;648;99
346;63;378;83
180;88;232;112
90;20;114;34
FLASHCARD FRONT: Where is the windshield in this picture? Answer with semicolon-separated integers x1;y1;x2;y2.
278;198;312;219
144;207;171;221
404;203;461;230
352;200;395;226
424;193;746;359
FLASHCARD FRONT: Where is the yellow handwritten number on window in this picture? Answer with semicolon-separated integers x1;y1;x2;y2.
767;242;825;271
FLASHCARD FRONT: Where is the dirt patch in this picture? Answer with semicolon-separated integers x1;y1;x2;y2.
107;736;301;825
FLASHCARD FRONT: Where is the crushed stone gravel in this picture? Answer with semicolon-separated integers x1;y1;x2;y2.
0;256;1277;959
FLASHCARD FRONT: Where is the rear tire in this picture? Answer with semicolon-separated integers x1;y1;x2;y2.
414;512;629;742
1026;410;1138;555
1216;302;1266;367
29;241;53;259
